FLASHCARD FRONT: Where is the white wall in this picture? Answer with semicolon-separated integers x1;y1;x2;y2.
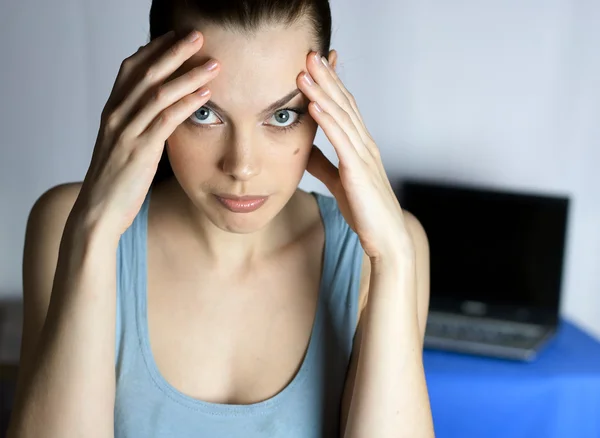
1;0;599;338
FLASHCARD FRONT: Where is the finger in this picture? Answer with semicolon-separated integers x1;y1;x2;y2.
106;30;205;134
141;86;212;153
105;30;177;113
300;71;370;163
307;52;373;146
306;145;341;194
125;58;219;137
135;31;179;66
308;101;364;169
304;56;387;175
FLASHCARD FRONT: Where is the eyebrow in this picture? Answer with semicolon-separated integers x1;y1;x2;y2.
204;89;304;120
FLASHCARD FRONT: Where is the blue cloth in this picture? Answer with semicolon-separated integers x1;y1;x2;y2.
424;320;600;438
113;189;364;437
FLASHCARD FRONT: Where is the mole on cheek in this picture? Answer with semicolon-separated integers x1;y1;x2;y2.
293;148;300;155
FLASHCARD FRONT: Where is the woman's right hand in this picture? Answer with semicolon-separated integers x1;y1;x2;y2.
70;29;219;244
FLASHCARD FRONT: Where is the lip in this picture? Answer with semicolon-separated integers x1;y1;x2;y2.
214;194;269;213
217;194;268;201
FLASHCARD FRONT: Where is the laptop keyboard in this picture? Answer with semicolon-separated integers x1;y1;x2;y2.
425;313;545;350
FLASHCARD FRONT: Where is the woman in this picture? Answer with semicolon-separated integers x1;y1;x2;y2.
8;0;434;437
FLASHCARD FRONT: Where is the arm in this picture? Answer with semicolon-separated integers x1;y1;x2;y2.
8;27;219;438
8;29;217;438
341;211;434;438
297;47;434;438
7;184;117;438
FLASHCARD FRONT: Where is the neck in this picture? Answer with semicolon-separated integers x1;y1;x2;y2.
155;179;300;272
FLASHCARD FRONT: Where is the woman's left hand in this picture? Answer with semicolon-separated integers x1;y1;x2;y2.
297;51;413;262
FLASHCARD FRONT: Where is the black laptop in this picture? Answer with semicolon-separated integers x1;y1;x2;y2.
398;179;570;361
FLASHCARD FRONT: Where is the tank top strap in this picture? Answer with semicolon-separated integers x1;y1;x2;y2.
311;191;364;341
115;187;152;370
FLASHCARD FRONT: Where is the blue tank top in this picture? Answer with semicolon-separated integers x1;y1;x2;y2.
114;188;364;437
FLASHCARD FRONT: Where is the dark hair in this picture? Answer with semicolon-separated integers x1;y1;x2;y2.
148;0;332;187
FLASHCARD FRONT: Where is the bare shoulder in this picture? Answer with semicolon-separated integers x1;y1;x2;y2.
26;182;84;253
402;209;429;253
28;182;83;224
24;179;83;298
19;182;83;371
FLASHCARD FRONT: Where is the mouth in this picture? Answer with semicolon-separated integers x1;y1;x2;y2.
213;194;269;213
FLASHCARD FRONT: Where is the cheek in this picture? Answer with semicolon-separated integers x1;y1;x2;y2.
166;131;216;178
270;143;313;180
270;121;317;165
263;130;315;179
268;135;312;159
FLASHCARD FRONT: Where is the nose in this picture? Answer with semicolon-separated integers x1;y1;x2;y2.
221;140;262;181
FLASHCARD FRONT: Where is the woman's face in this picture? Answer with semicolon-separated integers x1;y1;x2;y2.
166;22;326;234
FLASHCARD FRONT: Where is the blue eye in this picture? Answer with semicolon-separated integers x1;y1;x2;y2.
267;107;307;132
269;109;298;128
188;107;221;126
186;106;307;132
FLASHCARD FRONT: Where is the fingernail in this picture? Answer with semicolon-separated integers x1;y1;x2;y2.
313;101;323;113
205;59;219;71
186;30;199;43
321;56;329;68
302;72;314;86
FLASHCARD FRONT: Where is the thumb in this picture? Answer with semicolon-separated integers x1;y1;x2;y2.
306;145;340;194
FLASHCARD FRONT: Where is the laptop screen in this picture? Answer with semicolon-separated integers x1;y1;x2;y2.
398;180;569;321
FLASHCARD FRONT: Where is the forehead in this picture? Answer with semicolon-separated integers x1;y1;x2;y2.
175;22;315;114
